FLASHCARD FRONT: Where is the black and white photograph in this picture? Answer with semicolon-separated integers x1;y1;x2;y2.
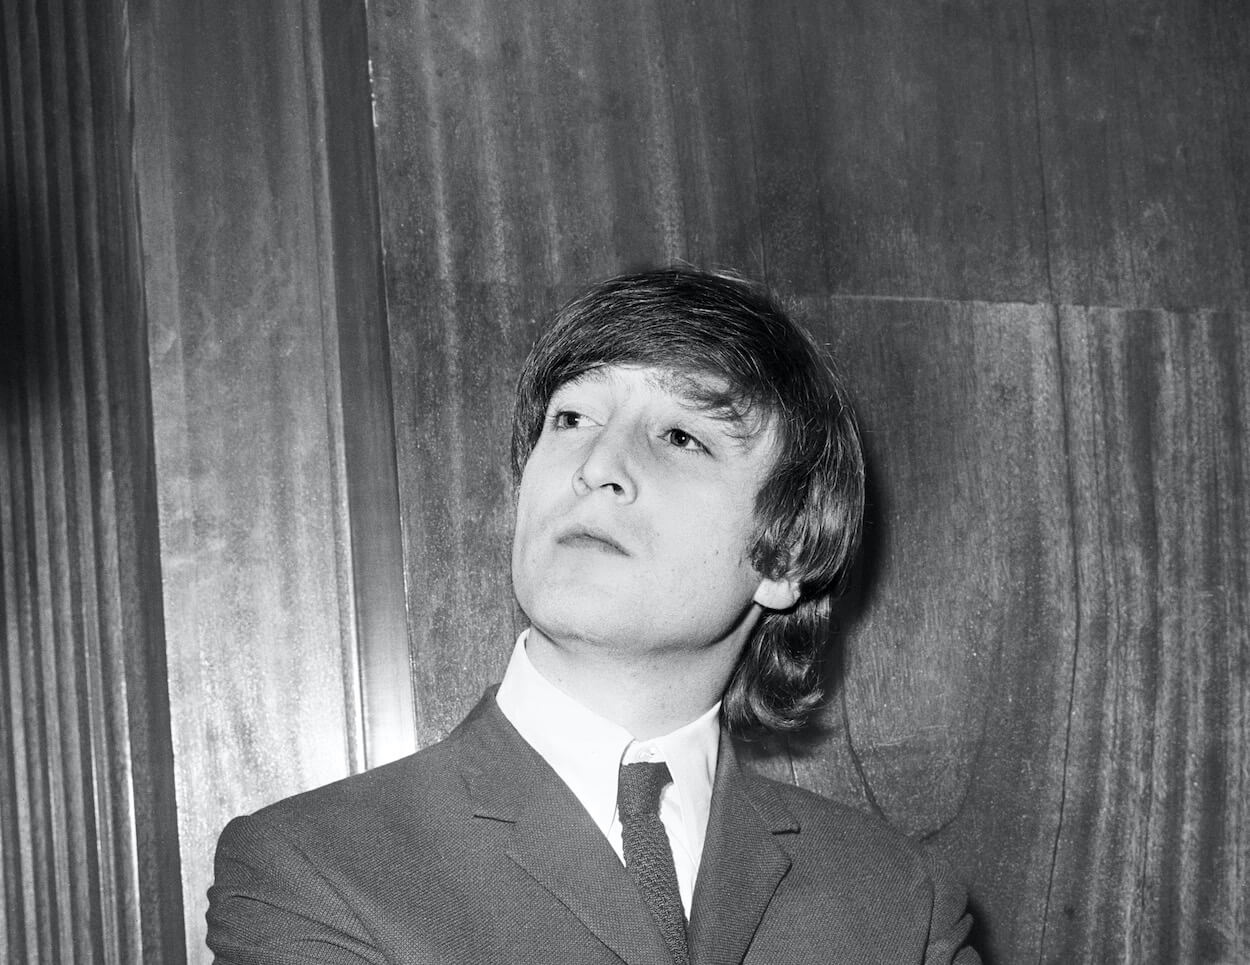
2;2;1247;963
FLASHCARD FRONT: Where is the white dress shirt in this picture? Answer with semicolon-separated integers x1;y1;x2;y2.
495;631;720;915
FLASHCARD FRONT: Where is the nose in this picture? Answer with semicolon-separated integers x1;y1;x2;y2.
572;425;638;502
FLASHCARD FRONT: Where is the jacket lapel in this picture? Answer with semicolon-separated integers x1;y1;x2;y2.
454;694;674;965
688;736;795;965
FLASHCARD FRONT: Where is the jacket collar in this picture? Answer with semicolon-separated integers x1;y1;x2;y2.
688;730;796;965
452;692;796;965
454;692;675;965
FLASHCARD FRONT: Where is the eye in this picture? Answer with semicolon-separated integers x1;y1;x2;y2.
551;410;585;430
663;427;706;452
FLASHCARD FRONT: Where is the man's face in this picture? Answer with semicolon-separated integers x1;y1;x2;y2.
511;364;798;660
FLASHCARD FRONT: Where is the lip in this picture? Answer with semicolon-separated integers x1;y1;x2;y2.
555;524;631;556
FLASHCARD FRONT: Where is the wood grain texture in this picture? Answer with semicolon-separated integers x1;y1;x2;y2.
1040;310;1249;962
370;0;736;288
1;0;185;961
738;0;1050;301
788;298;1077;960
370;0;1054;301
1031;0;1250;309
783;303;1250;962
312;0;413;769
130;0;402;958
386;281;541;745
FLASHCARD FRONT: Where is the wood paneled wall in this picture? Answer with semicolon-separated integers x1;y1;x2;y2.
129;0;404;958
3;1;1247;963
367;2;1249;963
0;0;185;961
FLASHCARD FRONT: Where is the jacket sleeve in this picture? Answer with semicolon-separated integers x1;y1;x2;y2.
207;814;387;965
919;847;981;965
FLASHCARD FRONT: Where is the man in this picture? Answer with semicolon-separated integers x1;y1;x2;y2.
207;266;979;964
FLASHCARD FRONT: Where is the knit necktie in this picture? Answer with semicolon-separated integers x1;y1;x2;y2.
617;761;689;965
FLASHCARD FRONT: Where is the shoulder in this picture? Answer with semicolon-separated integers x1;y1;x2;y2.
737;770;970;919
216;697;498;867
205;708;503;963
746;773;925;872
737;772;980;964
245;739;457;826
212;743;446;883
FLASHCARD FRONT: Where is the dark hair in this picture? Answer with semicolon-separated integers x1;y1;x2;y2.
511;266;865;734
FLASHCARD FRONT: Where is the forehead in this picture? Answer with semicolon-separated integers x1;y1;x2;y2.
553;363;725;408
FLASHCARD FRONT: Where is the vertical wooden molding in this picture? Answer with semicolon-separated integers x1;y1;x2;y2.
130;1;410;957
0;0;187;961
307;0;414;767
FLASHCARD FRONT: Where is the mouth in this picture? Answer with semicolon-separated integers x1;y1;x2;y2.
556;525;630;556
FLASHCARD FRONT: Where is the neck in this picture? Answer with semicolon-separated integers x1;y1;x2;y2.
523;622;755;740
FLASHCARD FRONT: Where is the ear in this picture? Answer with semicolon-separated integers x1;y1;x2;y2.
752;575;800;611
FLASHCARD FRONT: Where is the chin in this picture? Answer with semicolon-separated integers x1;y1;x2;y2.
518;561;616;608
525;600;628;647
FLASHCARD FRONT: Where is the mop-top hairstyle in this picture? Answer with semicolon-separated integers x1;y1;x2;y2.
511;266;865;734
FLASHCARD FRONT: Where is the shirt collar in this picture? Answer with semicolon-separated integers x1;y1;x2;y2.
495;630;720;854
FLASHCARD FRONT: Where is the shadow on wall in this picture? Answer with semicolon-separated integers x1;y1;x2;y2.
795;442;889;752
0;220;63;435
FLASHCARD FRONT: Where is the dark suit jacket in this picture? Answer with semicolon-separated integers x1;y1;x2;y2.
208;693;979;965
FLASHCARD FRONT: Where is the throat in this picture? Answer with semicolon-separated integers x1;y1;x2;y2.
523;628;731;740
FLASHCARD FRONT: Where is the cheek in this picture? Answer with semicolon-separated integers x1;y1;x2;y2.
511;466;569;587
510;477;543;575
513;460;547;530
511;501;543;578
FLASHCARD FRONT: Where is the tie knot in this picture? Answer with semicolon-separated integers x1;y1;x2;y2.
617;761;672;820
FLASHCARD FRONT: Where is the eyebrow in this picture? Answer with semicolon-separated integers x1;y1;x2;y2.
650;370;770;443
